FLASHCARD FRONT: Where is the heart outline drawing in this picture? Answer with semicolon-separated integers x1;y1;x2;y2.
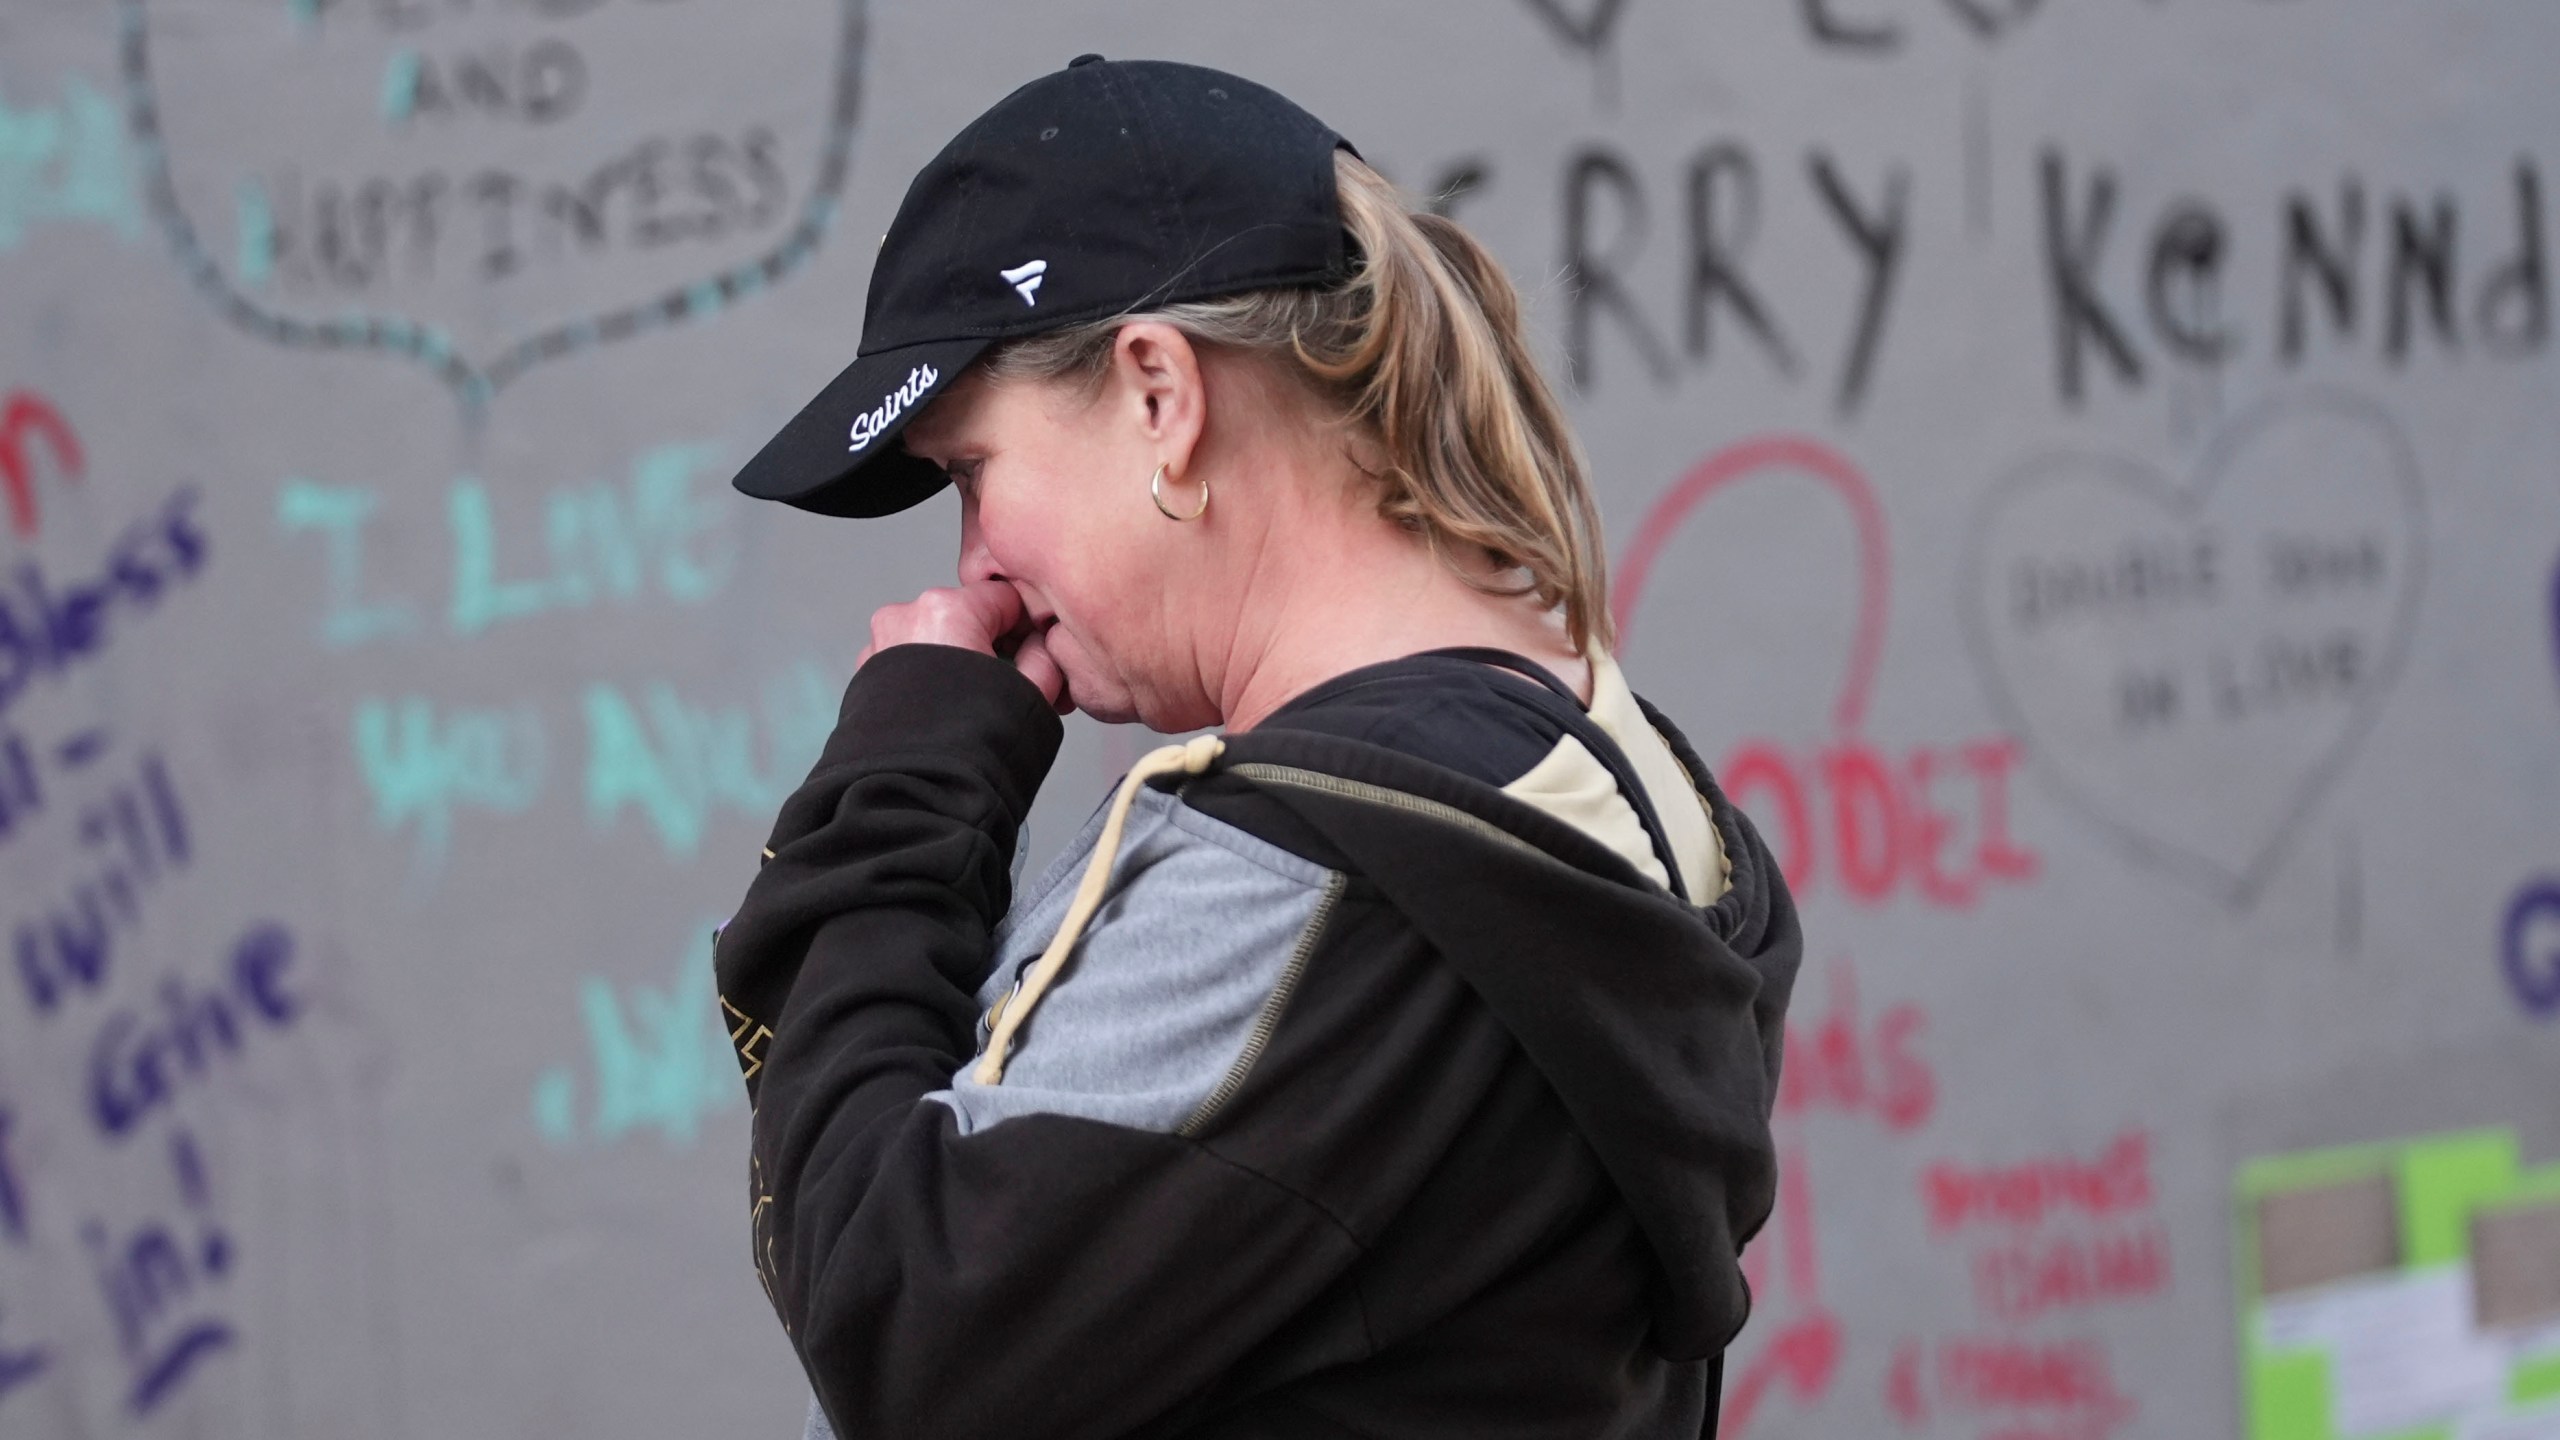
114;0;867;411
1958;388;2427;906
1614;434;1893;737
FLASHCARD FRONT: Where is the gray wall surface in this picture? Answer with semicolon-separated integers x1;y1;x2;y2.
0;1;2554;1436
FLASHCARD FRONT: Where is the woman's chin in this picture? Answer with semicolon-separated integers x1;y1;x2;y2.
1078;693;1143;726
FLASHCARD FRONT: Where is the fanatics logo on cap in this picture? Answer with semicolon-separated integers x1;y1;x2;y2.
848;363;939;452
1000;259;1048;306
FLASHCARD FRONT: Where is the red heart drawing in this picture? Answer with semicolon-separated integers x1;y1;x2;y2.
1613;434;1892;737
1960;389;2424;904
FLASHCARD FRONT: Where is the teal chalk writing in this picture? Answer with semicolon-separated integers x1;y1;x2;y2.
529;1069;577;1144
352;695;546;873
380;49;423;125
446;443;736;638
584;664;836;858
448;479;573;635
0;77;143;252
287;441;734;651
347;661;833;883
531;927;740;1149
234;179;276;288
620;441;733;603
277;480;418;647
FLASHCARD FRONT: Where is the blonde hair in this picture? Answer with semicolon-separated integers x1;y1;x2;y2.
981;150;1615;653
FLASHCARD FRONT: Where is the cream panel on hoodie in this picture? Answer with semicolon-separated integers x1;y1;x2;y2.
1501;649;1731;903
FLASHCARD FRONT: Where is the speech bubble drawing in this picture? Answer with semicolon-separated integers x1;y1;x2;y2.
116;0;865;408
1961;390;2425;904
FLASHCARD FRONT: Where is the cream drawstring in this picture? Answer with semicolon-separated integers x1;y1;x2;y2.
972;734;1227;1086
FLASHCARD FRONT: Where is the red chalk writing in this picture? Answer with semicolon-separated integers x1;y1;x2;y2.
1727;967;1936;1438
1723;736;2038;908
1925;1129;2155;1234
1721;1304;1844;1438
1922;1130;2171;1321
1615;436;1889;734
1777;963;1936;1133
1889;1336;2138;1439
1616;437;2039;910
0;392;83;542
1973;1223;2171;1323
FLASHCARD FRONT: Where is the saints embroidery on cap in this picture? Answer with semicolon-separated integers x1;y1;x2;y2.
847;363;939;452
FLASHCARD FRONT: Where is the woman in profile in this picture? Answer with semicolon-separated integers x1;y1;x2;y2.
714;54;1801;1440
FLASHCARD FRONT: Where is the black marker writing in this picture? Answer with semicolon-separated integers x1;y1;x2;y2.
2043;151;2548;403
1810;150;1911;415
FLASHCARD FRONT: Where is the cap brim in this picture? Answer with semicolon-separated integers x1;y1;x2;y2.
731;335;992;518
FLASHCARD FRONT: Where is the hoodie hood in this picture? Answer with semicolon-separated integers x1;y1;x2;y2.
1184;717;1805;1360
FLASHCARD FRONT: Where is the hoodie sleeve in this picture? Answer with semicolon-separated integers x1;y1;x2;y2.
709;644;1371;1439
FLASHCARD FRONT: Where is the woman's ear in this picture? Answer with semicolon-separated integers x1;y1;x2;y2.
1111;322;1207;474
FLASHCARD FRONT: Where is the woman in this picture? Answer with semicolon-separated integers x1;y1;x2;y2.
715;55;1801;1440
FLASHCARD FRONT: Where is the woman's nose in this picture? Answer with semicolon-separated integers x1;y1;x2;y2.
957;500;1003;586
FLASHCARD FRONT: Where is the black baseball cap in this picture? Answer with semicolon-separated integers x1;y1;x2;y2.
731;56;1359;518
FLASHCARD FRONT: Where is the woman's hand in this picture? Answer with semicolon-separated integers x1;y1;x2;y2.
857;579;1073;714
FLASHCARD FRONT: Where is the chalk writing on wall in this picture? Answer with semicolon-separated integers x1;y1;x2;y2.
0;389;320;1425
1553;137;2547;414
0;1107;46;1404
277;440;736;650
1725;963;1934;1436
2500;551;2560;1020
349;663;834;875
9;737;189;1016
1518;0;1628;55
1924;1129;2168;1324
2;487;207;723
2040;154;2548;405
117;0;870;403
1799;0;2055;52
530;921;741;1149
1884;1123;2168;1439
1708;904;2168;1437
86;1126;236;1415
2505;880;2560;1020
0;391;83;541
1562;143;1910;415
275;440;837;879
0;76;142;254
1962;389;2423;903
1618;436;2040;910
1889;1336;2137;1439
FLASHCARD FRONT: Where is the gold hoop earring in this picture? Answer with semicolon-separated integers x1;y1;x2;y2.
1150;463;1208;521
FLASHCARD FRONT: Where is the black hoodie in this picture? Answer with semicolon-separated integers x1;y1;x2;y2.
712;643;1803;1440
